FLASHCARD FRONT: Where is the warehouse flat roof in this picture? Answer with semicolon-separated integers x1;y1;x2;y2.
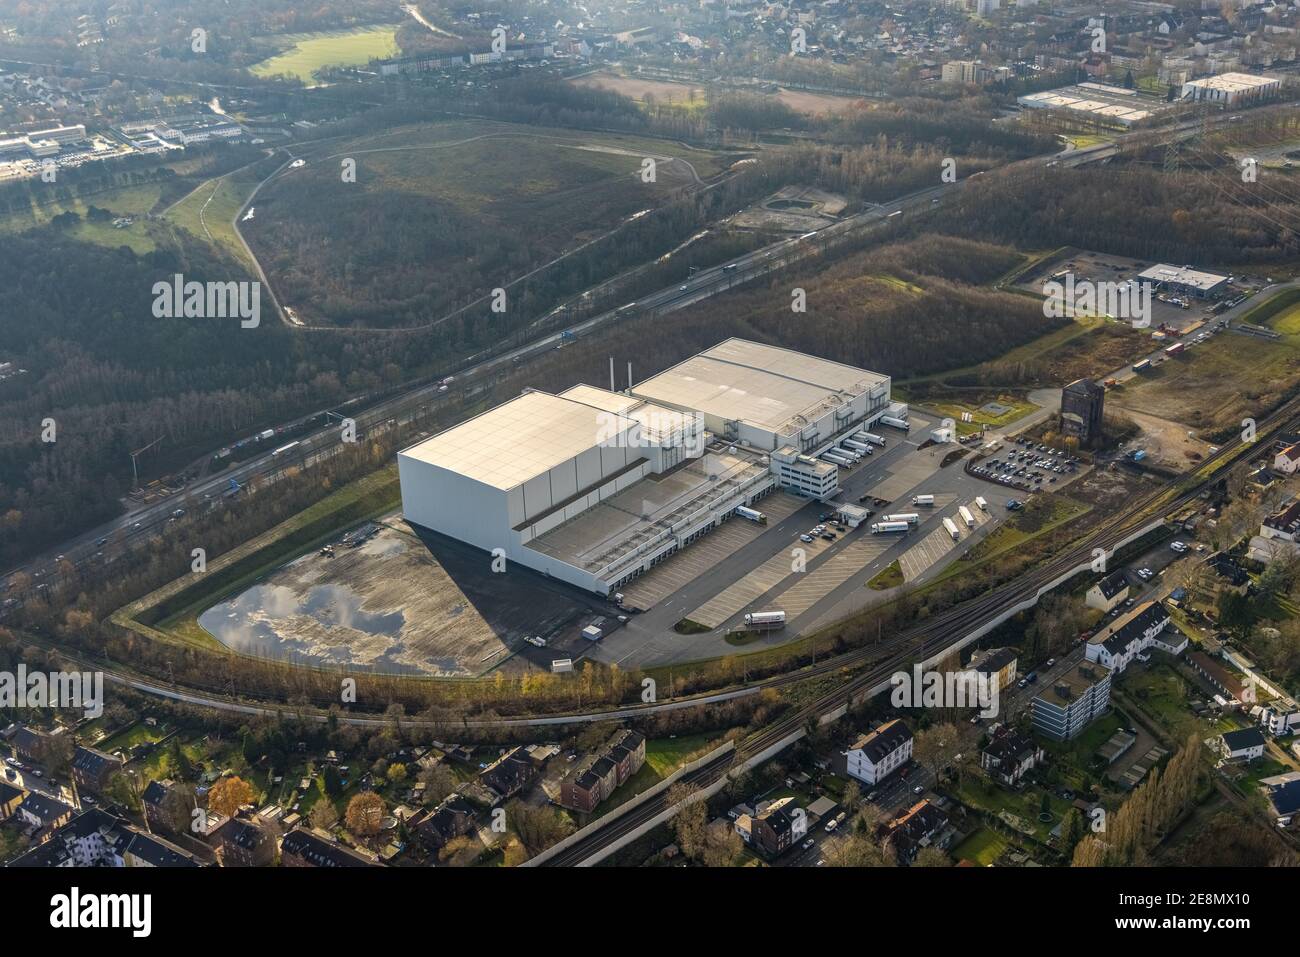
560;384;698;443
399;390;635;491
1185;72;1279;93
1017;86;1155;124
1137;263;1228;292
631;338;886;436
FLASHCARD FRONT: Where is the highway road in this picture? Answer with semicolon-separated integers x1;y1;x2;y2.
0;140;1095;608
17;359;1295;740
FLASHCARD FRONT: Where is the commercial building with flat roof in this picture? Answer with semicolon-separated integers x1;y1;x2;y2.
398;340;889;595
1136;263;1229;299
1181;72;1281;107
1017;82;1159;127
630;338;891;453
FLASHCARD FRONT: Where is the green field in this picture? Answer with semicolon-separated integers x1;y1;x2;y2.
867;560;903;590
163;166;264;266
0;181;167;252
588;734;719;820
922;396;1037;435
951;826;1009;865
250;26;399;83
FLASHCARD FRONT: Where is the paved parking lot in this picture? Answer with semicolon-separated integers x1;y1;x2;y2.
689;535;835;628
617;492;806;610
899;524;957;581
769;534;893;619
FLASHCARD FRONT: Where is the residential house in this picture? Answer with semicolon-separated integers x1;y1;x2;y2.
883;800;949;864
980;726;1045;787
1259;698;1300;737
11;725;54;764
1188;650;1250;704
412;794;477;851
559;729;646;813
142;778;190;835
71;744;124;795
1259;771;1300;826
480;747;538;804
843;719;913;786
1250;499;1300;562
16;791;74;836
122;829;202;868
1084;600;1185;673
0;780;25;819
6;807;199;867
1086;570;1130;612
211;809;276;867
1197;552;1250;599
1273;443;1300;475
747;796;806;858
280;827;381;867
970;647;1019;693
1219;727;1266;763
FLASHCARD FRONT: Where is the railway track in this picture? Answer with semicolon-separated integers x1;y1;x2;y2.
539;394;1299;865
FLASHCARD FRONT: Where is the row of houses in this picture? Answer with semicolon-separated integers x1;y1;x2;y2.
1084;600;1187;674
559;729;647;813
6;795;379;868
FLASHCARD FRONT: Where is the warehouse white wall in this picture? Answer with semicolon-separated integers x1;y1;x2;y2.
398;453;512;558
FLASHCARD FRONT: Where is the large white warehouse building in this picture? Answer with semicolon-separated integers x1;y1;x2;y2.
398;339;893;596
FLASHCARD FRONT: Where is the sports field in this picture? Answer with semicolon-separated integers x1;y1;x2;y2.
250;26;399;82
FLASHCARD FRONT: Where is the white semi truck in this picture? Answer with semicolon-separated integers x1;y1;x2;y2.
883;513;920;525
871;521;911;534
912;494;935;507
744;610;787;630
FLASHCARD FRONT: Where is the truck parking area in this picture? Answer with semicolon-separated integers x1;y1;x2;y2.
589;415;1021;667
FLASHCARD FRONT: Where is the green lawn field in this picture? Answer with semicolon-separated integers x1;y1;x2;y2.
250;26;399;83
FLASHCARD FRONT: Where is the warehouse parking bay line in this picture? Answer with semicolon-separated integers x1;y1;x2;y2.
769;535;892;619
899;524;959;581
689;536;833;628
617;492;806;609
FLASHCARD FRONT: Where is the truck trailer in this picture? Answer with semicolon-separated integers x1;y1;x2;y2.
958;505;975;527
842;438;872;454
975;496;989;511
744;610;787;630
735;506;767;524
912;494;935;507
880;415;911;431
871;521;912;534
943;517;960;541
883;513;921;525
856;432;886;447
